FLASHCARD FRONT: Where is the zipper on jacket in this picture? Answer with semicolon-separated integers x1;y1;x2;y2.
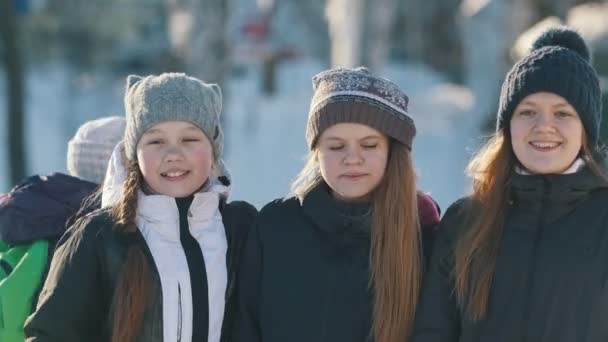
521;178;550;342
177;283;182;342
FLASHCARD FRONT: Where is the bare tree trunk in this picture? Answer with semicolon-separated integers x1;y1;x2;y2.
326;0;365;67
0;0;27;185
396;0;463;80
292;0;330;63
327;0;399;71
363;0;399;71
460;0;515;131
190;0;228;86
166;0;228;147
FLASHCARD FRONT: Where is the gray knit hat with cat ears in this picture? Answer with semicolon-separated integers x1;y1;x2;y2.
123;72;224;162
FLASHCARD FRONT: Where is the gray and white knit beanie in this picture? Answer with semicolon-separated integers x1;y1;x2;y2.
307;66;416;150
123;72;224;161
67;116;126;184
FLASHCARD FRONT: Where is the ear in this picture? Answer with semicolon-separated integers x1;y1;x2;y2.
311;74;321;90
126;75;143;91
210;83;223;103
206;84;223;118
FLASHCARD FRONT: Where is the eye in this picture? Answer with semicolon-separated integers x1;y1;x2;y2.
147;139;163;145
516;109;535;117
183;137;201;143
362;144;378;149
328;145;344;151
555;111;573;118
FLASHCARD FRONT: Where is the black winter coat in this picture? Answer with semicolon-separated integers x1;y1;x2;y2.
234;183;440;342
0;173;98;246
413;165;608;342
24;200;257;342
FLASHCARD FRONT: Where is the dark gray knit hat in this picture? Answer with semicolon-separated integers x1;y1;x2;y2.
497;26;602;147
124;72;223;161
307;66;416;149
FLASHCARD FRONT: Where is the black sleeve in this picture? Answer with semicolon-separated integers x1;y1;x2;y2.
24;215;107;342
421;222;439;265
221;200;258;342
232;219;263;342
412;200;466;342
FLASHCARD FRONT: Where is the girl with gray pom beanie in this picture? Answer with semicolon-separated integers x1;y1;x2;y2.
25;73;257;342
413;27;608;342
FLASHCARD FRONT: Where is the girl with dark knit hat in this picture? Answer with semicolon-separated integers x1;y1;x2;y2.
234;67;440;342
25;73;257;342
413;27;608;342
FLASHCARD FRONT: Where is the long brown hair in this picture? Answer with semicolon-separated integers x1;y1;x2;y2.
455;130;607;321
454;132;514;321
109;161;151;342
370;141;422;342
291;140;422;342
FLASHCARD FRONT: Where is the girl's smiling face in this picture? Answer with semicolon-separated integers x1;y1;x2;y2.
510;92;584;174
136;121;214;197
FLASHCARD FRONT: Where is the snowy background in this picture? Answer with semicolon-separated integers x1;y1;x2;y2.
0;59;475;210
1;0;607;211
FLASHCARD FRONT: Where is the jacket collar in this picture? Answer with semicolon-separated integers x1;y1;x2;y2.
101;141;231;241
509;162;608;223
300;182;372;248
136;180;229;224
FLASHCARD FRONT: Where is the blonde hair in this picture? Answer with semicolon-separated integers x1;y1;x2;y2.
291;141;422;341
291;150;322;199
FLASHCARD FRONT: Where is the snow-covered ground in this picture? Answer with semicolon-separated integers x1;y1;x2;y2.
0;58;479;211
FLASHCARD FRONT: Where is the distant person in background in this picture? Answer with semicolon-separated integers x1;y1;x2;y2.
25;73;257;342
234;66;440;342
412;27;608;342
0;116;125;342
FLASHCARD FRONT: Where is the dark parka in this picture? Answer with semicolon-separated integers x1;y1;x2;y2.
0;173;99;247
24;200;257;342
413;164;608;342
234;183;440;342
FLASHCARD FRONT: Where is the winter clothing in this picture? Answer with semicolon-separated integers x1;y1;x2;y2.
496;27;602;146
123;73;224;161
24;200;256;342
1;113;124;342
412;163;608;342
24;143;256;342
0;173;98;246
67;116;126;184
136;186;229;342
0;240;48;342
104;137;234;341
307;67;416;149
0;173;99;342
234;182;440;342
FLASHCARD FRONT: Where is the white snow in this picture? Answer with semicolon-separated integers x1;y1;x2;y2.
1;58;479;212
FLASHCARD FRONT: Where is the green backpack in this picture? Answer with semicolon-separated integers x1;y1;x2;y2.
0;240;48;342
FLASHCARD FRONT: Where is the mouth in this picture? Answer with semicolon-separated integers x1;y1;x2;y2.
160;170;190;180
341;173;368;180
529;141;562;151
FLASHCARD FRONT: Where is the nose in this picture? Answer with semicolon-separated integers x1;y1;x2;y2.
163;144;184;162
343;147;363;165
533;112;556;133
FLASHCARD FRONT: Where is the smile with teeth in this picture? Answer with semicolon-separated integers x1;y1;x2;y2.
161;170;189;178
530;141;561;149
